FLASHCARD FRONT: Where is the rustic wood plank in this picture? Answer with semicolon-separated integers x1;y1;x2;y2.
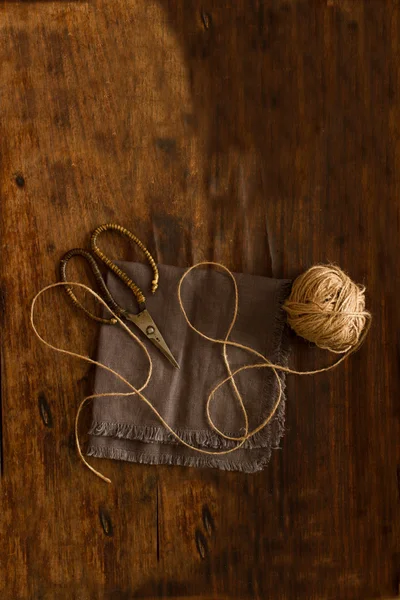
0;0;399;598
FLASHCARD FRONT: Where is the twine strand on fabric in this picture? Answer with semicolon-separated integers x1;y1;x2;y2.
30;262;371;484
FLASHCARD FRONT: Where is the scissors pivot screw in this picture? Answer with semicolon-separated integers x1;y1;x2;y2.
146;325;155;335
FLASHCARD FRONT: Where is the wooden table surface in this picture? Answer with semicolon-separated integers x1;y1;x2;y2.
1;1;399;598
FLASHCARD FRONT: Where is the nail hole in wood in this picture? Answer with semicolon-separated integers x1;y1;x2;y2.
38;393;53;428
202;505;215;536
15;173;25;188
99;507;113;537
201;9;212;30
195;529;208;559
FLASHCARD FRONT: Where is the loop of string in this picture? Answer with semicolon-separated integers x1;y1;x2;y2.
30;262;371;484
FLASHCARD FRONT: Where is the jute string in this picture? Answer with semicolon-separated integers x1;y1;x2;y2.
283;264;369;353
30;262;371;484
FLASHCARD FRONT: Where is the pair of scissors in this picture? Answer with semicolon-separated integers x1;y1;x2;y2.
59;223;179;369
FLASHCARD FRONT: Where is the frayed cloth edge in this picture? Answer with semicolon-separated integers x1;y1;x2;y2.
86;444;271;473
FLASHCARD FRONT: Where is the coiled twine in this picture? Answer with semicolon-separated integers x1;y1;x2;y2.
284;265;369;353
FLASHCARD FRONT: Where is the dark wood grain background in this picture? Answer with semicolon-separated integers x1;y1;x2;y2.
0;0;399;598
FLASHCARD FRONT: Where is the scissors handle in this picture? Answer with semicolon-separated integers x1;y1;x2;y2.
90;223;159;307
59;248;121;325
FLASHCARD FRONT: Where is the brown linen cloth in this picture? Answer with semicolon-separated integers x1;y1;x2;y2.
87;262;292;472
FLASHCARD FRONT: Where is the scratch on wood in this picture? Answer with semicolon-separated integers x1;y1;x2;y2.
77;365;95;388
195;529;208;559
0;286;5;316
397;466;400;502
38;393;53;428
156;482;160;562
0;361;2;476
99;507;113;537
67;431;75;453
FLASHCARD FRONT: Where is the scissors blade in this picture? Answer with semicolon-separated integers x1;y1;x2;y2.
125;309;180;369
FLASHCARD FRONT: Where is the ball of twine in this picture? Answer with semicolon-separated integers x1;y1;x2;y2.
284;264;370;354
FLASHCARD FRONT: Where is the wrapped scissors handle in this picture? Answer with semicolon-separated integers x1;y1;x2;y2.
59;248;119;325
91;223;159;307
